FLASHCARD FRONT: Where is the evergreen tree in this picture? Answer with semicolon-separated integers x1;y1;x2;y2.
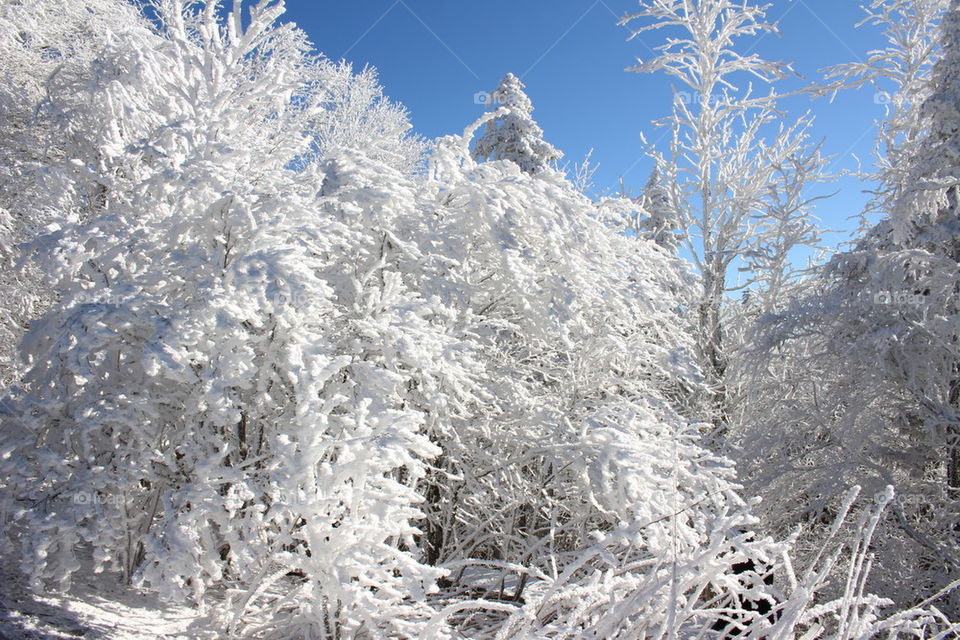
637;166;683;251
471;73;562;174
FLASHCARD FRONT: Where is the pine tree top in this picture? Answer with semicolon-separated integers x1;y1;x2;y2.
471;73;562;174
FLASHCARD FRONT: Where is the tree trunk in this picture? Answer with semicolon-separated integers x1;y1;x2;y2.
700;270;728;433
948;370;960;490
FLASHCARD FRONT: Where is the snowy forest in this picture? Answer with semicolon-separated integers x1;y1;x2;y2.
0;0;958;638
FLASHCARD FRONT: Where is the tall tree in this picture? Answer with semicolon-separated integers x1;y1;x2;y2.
895;0;960;491
620;0;829;430
427;108;780;640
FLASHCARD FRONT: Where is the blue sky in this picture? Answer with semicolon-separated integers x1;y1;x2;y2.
282;1;895;250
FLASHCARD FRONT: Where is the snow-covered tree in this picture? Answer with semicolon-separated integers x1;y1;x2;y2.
825;0;949;230
734;0;960;614
0;3;775;637
914;1;960;495
471;73;562;174
2;0;957;637
0;0;152;387
567;147;599;194
0;2;452;636
0;5;795;631
422;111;785;640
635;165;683;251
306;60;427;173
723;129;832;438
620;0;830;429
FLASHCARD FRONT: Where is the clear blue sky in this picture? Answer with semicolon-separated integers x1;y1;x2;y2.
282;0;896;250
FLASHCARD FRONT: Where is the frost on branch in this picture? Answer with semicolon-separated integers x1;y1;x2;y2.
1;0;957;637
0;1;448;636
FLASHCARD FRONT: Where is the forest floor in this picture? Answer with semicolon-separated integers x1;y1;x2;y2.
0;562;208;640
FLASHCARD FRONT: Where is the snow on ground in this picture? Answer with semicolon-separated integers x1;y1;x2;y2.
0;565;210;640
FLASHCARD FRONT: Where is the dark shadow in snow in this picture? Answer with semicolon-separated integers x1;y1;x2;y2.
0;567;106;640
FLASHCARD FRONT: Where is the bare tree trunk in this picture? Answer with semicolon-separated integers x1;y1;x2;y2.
948;369;960;490
700;269;728;433
948;215;960;491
